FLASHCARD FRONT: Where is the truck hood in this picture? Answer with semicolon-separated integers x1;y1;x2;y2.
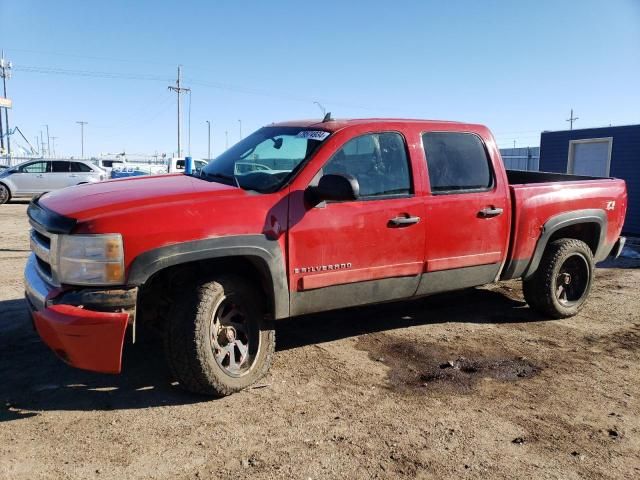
40;174;245;221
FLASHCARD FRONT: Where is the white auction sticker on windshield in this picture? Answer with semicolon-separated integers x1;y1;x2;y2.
296;130;330;141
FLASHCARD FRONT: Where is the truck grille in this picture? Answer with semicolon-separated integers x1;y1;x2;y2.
29;221;59;286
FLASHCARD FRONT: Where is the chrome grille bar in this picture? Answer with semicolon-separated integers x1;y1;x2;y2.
30;230;50;264
28;220;60;287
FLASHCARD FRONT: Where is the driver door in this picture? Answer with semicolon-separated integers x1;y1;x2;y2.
287;132;426;316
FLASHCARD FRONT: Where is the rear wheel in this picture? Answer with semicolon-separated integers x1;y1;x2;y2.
164;274;275;396
523;238;594;318
0;184;10;204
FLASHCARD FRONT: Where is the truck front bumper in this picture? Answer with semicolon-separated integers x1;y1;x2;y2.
24;254;136;374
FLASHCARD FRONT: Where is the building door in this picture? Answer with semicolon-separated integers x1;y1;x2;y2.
568;138;613;177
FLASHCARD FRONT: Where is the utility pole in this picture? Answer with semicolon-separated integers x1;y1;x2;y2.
225;130;228;149
0;90;3;154
167;65;190;158
40;131;45;158
44;124;50;157
188;91;192;156
566;108;579;130
50;136;58;157
206;120;211;160
1;50;12;157
238;119;242;140
76;121;88;158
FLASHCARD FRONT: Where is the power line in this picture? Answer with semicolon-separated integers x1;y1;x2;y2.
92;91;174;131
13;63;377;111
4;47;174;68
13;65;170;82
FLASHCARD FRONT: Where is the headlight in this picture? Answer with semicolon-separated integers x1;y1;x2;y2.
56;234;125;285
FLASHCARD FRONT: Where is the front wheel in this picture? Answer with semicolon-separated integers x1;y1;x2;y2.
165;275;275;396
0;184;10;204
523;238;594;318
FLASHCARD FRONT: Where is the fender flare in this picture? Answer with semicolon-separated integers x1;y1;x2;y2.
127;235;290;319
522;208;607;279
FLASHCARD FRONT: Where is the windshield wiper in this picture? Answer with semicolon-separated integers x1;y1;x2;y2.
203;171;240;188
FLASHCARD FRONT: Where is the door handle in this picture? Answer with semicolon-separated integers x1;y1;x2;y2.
69;174;78;178
389;215;421;227
478;207;504;218
36;174;44;178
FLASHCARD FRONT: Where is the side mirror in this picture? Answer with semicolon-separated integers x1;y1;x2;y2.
305;173;360;206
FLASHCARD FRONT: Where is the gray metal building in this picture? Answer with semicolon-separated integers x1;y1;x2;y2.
499;147;540;171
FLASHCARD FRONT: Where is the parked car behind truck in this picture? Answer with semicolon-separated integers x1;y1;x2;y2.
24;118;627;396
0;159;105;204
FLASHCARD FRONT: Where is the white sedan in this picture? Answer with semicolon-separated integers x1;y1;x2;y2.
0;159;106;204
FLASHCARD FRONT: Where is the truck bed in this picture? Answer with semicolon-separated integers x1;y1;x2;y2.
506;169;606;185
502;171;627;280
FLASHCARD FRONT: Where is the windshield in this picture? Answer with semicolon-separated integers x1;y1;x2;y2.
200;126;330;192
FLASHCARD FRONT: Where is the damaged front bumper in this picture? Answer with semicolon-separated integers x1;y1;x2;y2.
24;254;137;374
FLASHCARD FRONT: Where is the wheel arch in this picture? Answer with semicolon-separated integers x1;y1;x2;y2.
128;235;289;319
523;209;607;279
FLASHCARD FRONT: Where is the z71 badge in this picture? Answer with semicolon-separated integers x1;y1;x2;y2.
606;201;616;210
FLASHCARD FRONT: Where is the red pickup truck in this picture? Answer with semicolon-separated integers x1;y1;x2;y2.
24;118;627;396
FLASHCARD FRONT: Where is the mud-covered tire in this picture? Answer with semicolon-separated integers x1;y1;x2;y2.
164;274;275;396
0;183;10;205
523;238;594;319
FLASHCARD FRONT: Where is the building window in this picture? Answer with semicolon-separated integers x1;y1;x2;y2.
567;137;613;177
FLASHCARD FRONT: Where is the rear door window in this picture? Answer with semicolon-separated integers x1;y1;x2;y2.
52;161;71;173
422;132;493;193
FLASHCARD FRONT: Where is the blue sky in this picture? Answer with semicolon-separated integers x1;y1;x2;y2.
1;0;639;158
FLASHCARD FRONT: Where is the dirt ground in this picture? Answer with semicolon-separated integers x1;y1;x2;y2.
1;201;639;480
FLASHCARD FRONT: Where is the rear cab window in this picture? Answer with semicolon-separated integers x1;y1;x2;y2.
422;132;493;194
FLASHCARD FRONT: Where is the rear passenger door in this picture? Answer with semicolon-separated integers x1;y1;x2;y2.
48;161;75;189
418;132;510;295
